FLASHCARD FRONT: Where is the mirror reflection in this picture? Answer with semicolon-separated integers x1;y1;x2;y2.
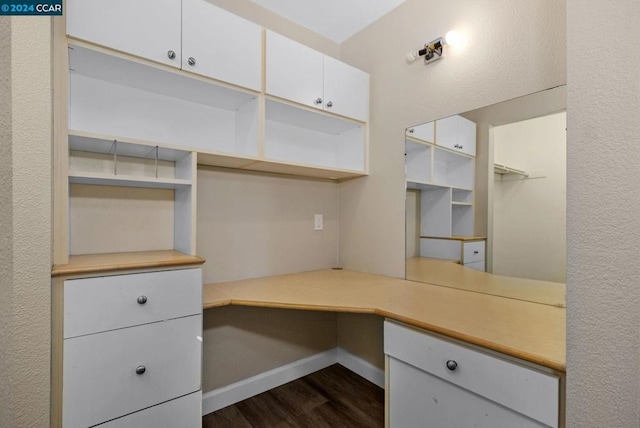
405;86;566;307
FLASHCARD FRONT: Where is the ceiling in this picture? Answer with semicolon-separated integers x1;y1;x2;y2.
249;0;407;43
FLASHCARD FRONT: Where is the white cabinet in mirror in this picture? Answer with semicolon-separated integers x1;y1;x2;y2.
405;115;477;241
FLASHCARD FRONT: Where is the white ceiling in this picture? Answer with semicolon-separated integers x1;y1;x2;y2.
249;0;407;43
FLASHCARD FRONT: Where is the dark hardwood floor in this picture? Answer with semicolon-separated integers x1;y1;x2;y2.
203;364;385;427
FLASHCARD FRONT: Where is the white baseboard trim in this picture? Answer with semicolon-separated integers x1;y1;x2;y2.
202;348;337;415
336;347;385;388
202;347;385;415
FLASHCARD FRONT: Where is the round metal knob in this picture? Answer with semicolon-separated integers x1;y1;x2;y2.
137;295;147;305
167;50;176;60
188;57;196;66
446;360;458;371
473;250;479;254
315;97;323;105
135;365;146;375
326;101;333;108
408;128;415;134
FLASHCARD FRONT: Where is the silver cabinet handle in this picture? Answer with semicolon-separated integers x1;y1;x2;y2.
315;98;323;105
135;365;146;375
187;57;196;66
446;360;458;371
408;128;415;133
473;250;479;254
167;50;176;60
137;295;147;305
326;101;333;108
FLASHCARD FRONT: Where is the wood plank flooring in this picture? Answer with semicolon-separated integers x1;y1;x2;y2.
203;364;385;427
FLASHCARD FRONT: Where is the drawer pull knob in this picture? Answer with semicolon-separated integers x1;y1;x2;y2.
135;365;146;375
446;360;458;371
188;56;196;66
167;50;176;60
315;97;323;105
473;250;479;254
137;295;148;305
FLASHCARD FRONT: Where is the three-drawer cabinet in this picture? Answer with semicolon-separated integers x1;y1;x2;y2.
385;320;560;427
62;268;203;428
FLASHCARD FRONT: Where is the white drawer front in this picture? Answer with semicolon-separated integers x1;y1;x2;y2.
99;391;202;428
463;241;485;264
384;321;559;427
64;268;202;338
464;260;486;271
389;357;549;428
63;315;202;428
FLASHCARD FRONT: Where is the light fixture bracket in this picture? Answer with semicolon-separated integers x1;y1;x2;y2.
423;37;445;64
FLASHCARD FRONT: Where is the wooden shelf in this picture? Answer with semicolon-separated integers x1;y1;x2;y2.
69;172;191;189
52;250;205;277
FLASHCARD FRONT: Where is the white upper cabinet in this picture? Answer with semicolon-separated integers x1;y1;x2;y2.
67;0;261;91
266;31;324;110
181;0;262;91
266;30;369;122
323;55;370;122
436;115;477;156
406;121;435;143
66;0;182;69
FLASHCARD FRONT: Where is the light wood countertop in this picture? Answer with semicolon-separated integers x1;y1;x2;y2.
51;250;205;277
406;257;566;307
203;268;566;372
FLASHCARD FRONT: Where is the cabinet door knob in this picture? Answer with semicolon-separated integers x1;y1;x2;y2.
408;128;415;134
446;360;458;371
135;365;146;375
315;97;323;105
326;101;333;108
137;295;148;305
167;50;176;60
473;250;479;254
188;57;196;66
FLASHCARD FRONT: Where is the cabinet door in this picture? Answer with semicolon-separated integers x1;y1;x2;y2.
99;392;201;428
66;0;182;69
457;115;477;156
323;56;369;122
407;122;434;143
266;31;324;110
435;115;476;156
182;0;262;91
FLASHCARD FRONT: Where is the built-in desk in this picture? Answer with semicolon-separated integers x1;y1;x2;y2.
204;268;565;372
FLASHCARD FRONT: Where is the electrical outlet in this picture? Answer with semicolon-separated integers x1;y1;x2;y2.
314;214;323;231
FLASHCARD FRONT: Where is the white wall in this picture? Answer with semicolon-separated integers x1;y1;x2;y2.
1;16;52;427
338;0;566;277
492;112;566;282
566;1;640;426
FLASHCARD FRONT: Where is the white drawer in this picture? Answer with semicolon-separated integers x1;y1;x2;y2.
63;315;202;428
99;391;202;428
464;260;486;271
463;241;485;264
384;321;559;428
64;268;202;338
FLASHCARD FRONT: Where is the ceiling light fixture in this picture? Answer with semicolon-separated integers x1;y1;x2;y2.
406;30;459;64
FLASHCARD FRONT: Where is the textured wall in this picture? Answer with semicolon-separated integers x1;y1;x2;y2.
197;167;339;284
0;16;13;428
8;17;52;428
566;1;640;426
338;0;566;277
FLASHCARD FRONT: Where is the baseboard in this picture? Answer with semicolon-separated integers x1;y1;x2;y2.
202;348;337;415
336;347;385;388
202;347;385;415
